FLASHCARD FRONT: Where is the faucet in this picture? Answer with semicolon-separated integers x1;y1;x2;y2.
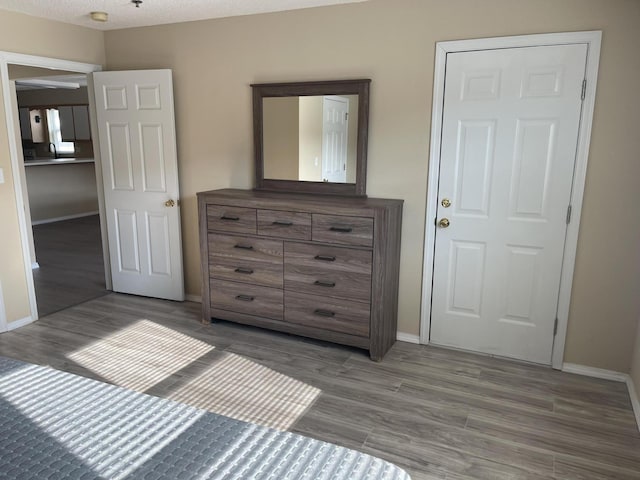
49;143;58;159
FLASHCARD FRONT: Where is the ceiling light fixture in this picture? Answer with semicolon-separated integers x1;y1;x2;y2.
89;11;108;22
131;0;143;7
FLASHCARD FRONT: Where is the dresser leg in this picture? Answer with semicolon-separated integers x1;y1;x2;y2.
369;349;383;362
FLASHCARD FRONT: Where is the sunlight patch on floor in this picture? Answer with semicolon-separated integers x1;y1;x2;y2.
67;320;214;392
0;362;206;480
167;352;321;430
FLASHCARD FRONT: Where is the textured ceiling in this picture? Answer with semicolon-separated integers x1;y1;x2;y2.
0;0;368;31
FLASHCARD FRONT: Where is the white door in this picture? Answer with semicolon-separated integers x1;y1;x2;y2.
92;69;184;301
430;45;587;364
322;96;349;182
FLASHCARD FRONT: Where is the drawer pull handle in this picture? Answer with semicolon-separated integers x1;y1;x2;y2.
221;215;240;221
329;226;353;233
272;220;293;226
234;244;254;250
314;309;335;317
314;280;336;288
234;267;254;274
235;294;255;302
314;255;336;262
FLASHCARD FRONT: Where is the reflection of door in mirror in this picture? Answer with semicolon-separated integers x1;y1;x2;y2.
321;96;348;183
263;95;358;183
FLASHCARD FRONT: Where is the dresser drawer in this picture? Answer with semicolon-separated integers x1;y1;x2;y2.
207;205;256;234
312;214;374;247
284;291;370;337
209;234;283;288
211;280;283;320
284;242;372;302
257;210;311;240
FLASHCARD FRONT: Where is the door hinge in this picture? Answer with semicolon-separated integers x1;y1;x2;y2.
345;112;349;121
581;79;587;101
566;205;572;224
553;317;558;336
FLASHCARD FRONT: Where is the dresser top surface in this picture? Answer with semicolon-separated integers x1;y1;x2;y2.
197;189;403;209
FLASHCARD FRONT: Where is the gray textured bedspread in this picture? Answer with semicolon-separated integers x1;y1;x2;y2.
0;356;410;480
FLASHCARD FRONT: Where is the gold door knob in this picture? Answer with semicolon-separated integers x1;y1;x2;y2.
438;218;450;228
441;198;451;208
164;199;176;207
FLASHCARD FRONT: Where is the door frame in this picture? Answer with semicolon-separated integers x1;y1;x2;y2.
0;51;106;328
419;31;602;369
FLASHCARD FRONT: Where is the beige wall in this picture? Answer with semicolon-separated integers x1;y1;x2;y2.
101;0;640;372
631;319;640;401
0;10;104;324
25;163;98;222
298;96;323;181
263;96;299;180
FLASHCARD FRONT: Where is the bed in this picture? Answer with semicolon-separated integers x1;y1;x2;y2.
0;356;410;479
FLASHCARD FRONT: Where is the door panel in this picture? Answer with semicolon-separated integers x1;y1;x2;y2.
454;120;495;217
93;69;184;301
431;45;587;364
115;209;140;273
140;124;166;192
322;96;349;183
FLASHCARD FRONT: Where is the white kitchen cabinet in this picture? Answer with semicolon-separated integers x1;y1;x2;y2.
29;109;47;143
59;105;91;141
59;106;75;141
18;107;32;141
72;105;91;140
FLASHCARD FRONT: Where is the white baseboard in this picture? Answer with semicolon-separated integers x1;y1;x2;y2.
32;211;99;226
7;315;35;331
396;332;421;344
563;362;640;433
561;362;628;382
627;376;640;433
31;262;39;269
185;294;202;304
0;281;6;332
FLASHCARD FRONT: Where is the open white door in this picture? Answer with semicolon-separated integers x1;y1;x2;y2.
322;96;349;183
91;69;184;301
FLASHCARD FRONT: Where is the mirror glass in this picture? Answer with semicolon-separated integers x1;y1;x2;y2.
253;79;370;196
262;95;359;184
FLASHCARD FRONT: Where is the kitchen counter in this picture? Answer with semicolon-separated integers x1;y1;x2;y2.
24;157;95;167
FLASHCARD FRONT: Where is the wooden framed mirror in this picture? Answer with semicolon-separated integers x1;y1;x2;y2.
252;79;370;196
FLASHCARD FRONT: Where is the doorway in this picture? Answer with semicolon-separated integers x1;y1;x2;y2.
9;67;108;317
0;52;105;326
420;32;602;368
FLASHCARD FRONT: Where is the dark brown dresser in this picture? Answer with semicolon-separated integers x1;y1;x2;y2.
198;188;403;360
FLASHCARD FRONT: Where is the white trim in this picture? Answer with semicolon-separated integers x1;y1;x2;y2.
0;51;102;323
7;315;35;331
561;362;628;383
86;73;112;291
185;294;202;304
627;376;640;433
31;211;99;226
419;31;602;371
396;332;421;344
0;280;7;332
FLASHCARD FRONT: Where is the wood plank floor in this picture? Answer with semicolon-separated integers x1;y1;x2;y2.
0;293;638;479
32;215;108;317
